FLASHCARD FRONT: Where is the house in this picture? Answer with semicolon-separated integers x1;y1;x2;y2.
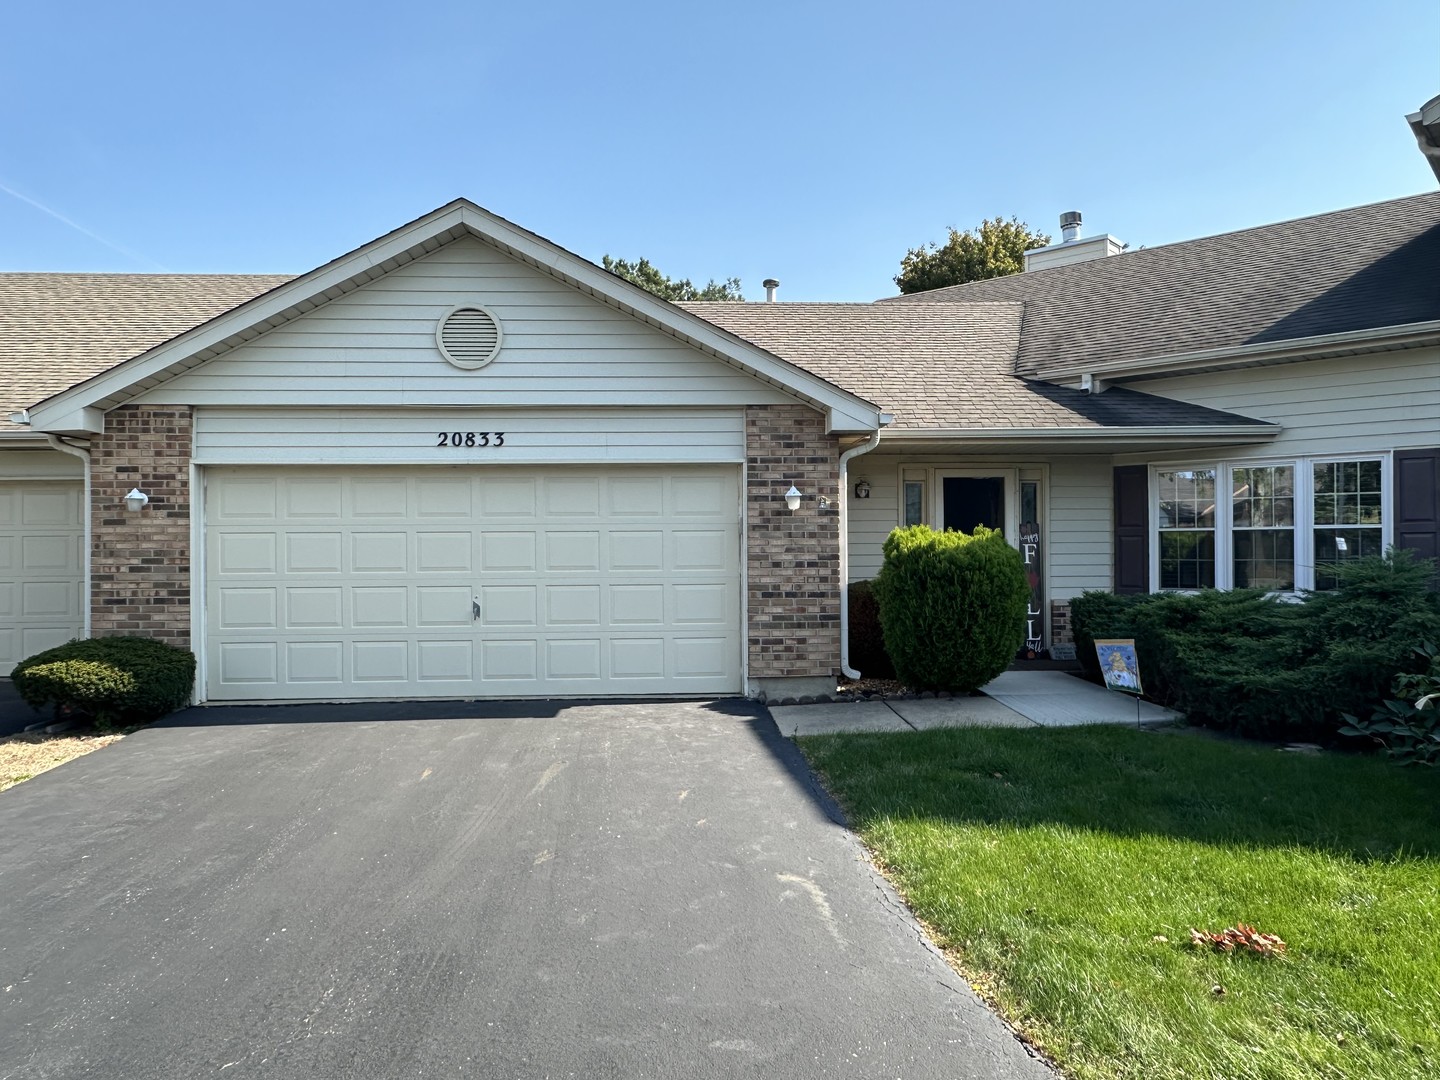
3;139;1438;703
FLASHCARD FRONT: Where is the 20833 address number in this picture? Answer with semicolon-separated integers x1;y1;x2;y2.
436;432;506;448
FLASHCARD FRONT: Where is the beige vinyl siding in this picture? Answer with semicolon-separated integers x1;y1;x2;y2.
848;454;902;581
1048;456;1112;599
133;237;796;411
0;450;84;480
193;407;746;466
1138;347;1440;459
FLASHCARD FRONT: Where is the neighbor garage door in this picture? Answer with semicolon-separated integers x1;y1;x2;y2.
203;466;741;700
0;482;84;676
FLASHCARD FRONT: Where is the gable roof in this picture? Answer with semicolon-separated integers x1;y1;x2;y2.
0;274;288;433
680;301;1275;437
884;191;1440;379
17;200;883;436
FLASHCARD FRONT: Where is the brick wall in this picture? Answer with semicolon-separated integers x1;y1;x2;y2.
745;404;841;678
1050;600;1073;646
90;406;193;646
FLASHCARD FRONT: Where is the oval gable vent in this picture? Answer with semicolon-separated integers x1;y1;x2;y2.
437;305;503;369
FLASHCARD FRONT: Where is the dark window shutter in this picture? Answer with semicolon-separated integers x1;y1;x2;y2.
1113;465;1149;594
1395;448;1440;571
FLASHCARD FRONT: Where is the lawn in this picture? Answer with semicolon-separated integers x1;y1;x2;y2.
0;731;124;792
798;725;1440;1080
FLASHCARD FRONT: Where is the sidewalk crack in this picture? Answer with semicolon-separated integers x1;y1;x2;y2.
883;699;918;731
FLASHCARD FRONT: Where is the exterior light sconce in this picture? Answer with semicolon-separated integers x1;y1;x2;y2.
854;479;871;499
817;495;832;510
784;486;803;511
123;488;150;512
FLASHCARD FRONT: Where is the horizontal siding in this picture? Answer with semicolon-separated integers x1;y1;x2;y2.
193;407;745;465
847;454;901;581
0;449;84;480
1140;348;1440;458
134;237;795;411
1047;457;1112;599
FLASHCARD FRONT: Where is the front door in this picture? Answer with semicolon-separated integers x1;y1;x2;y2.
938;470;1018;538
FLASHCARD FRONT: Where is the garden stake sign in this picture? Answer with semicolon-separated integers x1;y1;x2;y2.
1095;638;1144;722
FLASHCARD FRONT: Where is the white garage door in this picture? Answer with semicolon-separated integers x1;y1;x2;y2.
204;466;742;701
0;483;84;676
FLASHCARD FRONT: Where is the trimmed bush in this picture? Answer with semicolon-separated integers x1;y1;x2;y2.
1070;550;1440;739
12;636;196;727
875;525;1029;692
847;579;895;679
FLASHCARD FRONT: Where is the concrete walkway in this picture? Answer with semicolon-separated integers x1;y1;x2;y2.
771;670;1180;737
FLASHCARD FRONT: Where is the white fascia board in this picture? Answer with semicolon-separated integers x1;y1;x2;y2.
28;199;884;436
880;424;1282;441
1032;320;1440;383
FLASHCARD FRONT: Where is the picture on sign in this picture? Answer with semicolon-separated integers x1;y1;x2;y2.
1094;638;1143;696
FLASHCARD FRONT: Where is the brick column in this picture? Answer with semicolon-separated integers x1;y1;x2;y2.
745;404;841;685
1050;600;1074;645
90;406;193;646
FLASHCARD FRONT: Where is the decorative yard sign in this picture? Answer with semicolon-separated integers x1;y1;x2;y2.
1095;639;1144;696
1020;521;1044;655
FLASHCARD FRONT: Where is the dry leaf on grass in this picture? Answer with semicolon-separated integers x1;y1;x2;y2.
1190;923;1287;957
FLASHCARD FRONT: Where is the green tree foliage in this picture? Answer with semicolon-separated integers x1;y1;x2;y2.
874;525;1029;692
601;255;744;302
894;216;1051;294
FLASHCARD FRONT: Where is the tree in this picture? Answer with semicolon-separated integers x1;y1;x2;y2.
893;216;1051;294
601;255;744;302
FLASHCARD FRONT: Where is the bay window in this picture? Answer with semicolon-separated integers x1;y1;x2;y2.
1151;456;1387;593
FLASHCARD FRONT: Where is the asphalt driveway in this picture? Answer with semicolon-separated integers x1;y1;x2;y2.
0;699;1051;1079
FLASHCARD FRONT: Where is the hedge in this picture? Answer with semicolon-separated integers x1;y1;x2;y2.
874;525;1029;692
11;636;196;727
847;579;895;679
1069;550;1440;739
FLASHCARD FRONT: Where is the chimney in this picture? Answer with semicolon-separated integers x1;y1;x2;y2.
763;278;780;303
1024;211;1126;272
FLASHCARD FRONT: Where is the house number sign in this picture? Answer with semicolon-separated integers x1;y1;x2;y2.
435;432;506;447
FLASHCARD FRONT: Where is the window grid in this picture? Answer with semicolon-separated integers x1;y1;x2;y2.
1231;464;1295;591
1313;459;1384;590
1157;469;1216;590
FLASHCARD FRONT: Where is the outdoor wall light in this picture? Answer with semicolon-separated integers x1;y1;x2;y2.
784;486;803;511
854;479;871;499
818;495;832;510
123;488;150;512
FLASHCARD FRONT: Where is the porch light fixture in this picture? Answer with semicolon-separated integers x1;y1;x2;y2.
123;488;150;512
854;479;871;499
784;486;803;511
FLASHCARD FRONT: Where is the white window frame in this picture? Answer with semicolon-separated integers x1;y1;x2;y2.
1148;452;1393;593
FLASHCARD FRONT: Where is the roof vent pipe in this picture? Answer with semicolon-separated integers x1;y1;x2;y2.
762;278;780;303
1060;211;1082;243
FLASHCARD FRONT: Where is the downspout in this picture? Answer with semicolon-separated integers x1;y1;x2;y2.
43;434;92;638
838;419;889;679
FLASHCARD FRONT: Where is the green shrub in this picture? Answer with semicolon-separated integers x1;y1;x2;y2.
1070;591;1157;682
12;636;196;727
1340;642;1440;765
1069;551;1440;739
874;525;1029;692
847;579;895;679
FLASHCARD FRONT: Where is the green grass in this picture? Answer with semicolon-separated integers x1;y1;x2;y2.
798;726;1440;1080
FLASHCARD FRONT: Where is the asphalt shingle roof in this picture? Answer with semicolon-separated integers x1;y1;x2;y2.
884;191;1440;375
679;302;1268;430
0;273;290;430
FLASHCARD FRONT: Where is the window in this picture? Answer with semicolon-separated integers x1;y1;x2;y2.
1313;459;1384;590
1157;469;1216;589
1152;456;1386;593
903;480;925;527
1231;464;1294;590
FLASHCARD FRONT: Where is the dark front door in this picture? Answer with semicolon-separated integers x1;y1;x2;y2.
942;476;1004;534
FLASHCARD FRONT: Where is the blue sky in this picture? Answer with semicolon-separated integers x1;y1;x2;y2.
2;1;1436;300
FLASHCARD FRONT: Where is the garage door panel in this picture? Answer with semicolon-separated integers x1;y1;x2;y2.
0;482;84;676
205;466;740;700
288;587;344;628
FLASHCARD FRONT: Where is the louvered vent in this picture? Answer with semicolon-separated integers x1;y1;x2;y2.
437;305;503;369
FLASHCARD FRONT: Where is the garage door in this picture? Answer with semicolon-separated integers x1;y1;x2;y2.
203;466;742;700
0;483;84;676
